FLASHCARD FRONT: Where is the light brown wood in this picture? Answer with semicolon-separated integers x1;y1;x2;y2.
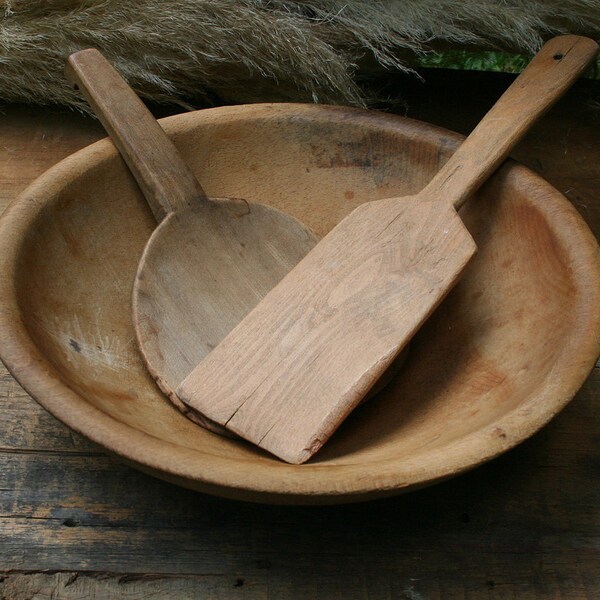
0;94;599;501
65;49;319;433
2;71;600;596
178;36;599;463
65;50;208;221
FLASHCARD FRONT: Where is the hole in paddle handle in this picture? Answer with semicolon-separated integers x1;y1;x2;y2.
553;53;564;60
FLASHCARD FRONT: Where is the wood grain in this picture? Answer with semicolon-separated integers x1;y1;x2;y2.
1;96;599;499
66;49;320;434
0;67;599;598
421;36;600;209
66;49;208;220
178;36;599;463
1;366;599;596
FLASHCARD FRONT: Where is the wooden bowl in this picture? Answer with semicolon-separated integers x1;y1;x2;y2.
1;104;599;504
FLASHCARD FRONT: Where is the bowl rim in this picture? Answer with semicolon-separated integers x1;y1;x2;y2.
1;102;599;503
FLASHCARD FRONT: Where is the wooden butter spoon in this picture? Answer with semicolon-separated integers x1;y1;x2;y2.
65;49;320;433
176;35;599;463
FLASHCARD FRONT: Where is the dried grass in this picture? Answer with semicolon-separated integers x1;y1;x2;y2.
0;0;599;110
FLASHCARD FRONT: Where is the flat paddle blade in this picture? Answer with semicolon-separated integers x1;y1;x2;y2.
177;197;477;464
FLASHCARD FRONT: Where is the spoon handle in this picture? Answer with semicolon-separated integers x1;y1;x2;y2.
420;35;598;210
66;48;208;222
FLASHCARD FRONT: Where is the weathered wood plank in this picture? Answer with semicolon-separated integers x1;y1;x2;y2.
0;105;103;212
0;370;597;591
0;530;597;599
0;515;598;590
0;571;384;600
0;363;97;453
0;573;269;600
0;567;596;600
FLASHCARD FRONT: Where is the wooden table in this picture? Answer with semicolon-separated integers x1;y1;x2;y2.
1;70;598;599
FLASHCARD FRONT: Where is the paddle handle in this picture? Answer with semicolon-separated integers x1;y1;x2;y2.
66;49;207;221
421;35;599;210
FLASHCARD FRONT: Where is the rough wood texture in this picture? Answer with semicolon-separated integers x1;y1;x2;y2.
66;49;209;219
178;36;599;463
1;368;599;596
1;73;599;500
0;67;599;597
66;49;319;435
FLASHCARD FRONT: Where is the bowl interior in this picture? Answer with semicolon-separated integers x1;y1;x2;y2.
6;104;599;500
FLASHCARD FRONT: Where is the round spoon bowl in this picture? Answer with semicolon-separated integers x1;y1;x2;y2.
133;199;318;434
1;103;599;503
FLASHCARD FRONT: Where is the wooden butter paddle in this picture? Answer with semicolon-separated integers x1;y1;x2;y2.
65;49;319;432
177;35;599;463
